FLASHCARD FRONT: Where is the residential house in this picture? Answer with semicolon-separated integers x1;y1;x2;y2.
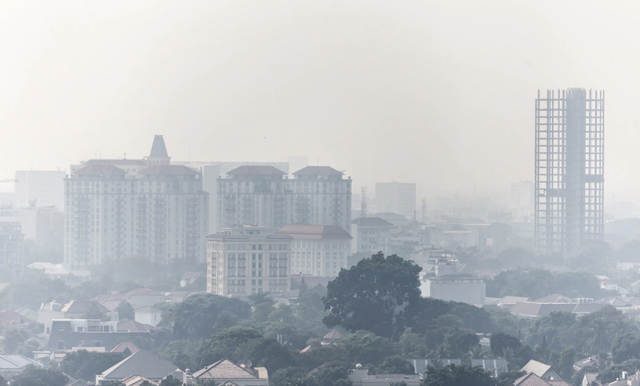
515;373;560;386
535;294;573;303
0;354;42;376
60;300;113;319
608;371;640;386
110;341;141;355
117;320;153;333
95;350;179;385
134;306;162;327
521;360;563;381
46;319;149;352
121;375;158;386
0;310;31;328
191;358;269;386
582;372;599;386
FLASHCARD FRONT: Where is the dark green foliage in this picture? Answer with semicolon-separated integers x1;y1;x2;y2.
376;356;415;375
1;328;27;353
10;365;68;386
0;374;6;386
61;350;125;381
173;294;251;340
159;376;184;386
490;332;522;357
246;336;297;374
448;302;494;333
597;359;640;383
336;330;398;366
556;346;576;382
443;331;479;358
262;322;313;349
408;298;451;335
421;365;495;386
311;361;353;386
297;345;350;370
271;367;310;386
323;253;422;339
196;327;263;368
611;332;640;363
115;301;135;320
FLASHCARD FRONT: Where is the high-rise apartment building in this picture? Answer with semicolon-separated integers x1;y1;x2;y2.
511;181;534;221
206;226;291;297
375;182;416;220
0;221;24;273
217;165;352;232
535;89;605;254
64;136;209;268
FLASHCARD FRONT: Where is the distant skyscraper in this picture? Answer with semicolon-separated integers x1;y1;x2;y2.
511;181;534;221
64;136;208;268
535;89;605;254
217;165;352;232
374;182;416;220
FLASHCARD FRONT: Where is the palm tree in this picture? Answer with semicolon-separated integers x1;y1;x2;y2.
469;345;484;360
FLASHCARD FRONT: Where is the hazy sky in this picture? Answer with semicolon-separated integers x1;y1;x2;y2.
1;1;640;202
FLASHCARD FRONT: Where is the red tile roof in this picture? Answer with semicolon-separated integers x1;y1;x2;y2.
293;166;343;176
227;165;286;176
278;225;352;240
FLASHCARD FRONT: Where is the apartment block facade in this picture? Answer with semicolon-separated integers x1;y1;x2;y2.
218;166;352;231
64;136;208;268
206;226;291;297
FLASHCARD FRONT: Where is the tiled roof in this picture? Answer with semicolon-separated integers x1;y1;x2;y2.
293;166;343;176
278;225;352;240
227;165;286;176
99;350;178;381
410;359;461;375
0;354;42;370
510;302;575;317
322;328;342;340
110;341;141;355
60;300;110;314
118;320;153;332
139;165;198;175
75;164;127;175
534;294;573;303
192;358;258;380
149;135;169;158
122;375;158;386
351;217;394;227
135;306;161;314
521;360;552;378
514;373;552;386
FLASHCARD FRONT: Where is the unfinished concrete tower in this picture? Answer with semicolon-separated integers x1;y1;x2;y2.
534;88;605;254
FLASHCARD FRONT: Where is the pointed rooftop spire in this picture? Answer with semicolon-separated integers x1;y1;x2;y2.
149;135;169;158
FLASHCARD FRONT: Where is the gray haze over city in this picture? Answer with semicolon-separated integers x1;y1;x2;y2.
4;2;640;386
2;1;640;202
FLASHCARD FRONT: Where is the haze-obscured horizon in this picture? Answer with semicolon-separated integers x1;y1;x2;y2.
1;0;639;202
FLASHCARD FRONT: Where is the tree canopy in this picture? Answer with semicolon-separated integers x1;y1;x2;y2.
323;253;422;339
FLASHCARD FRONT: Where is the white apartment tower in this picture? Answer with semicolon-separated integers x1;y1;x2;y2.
206;226;291;297
64;136;208;268
217;165;352;231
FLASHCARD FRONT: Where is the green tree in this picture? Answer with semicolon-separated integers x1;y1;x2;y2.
312;362;353;386
323;253;422;339
556;346;575;382
159;376;184;386
1;328;26;353
376;356;415;375
490;333;522;357
10;365;68;386
443;331;480;358
196;327;263;368
173;294;251;340
270;367;309;386
422;365;495;386
115;301;135;320
336;330;397;366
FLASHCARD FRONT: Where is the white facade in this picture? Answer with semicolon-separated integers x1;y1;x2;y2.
279;225;351;277
511;181;534;221
217;166;352;232
375;182;416;220
350;217;394;254
64;136;209;268
421;274;486;305
134;306;162;327
207;226;291;297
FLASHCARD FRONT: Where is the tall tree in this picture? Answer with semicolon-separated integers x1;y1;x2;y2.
10;365;68;386
173;294;250;340
323;253;421;339
422;365;495;386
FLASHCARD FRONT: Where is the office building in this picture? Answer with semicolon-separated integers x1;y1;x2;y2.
217;165;352;232
206;226;291;297
511;181;534;222
375;182;416;220
64;136;209;268
0;221;24;273
350;217;394;254
278;225;351;277
535;89;605;254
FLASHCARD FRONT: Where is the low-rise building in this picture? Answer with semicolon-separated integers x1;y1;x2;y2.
350;217;394;255
349;367;421;386
420;261;486;305
278;225;351;277
46;319;149;352
95;350;179;385
134;306;162;327
191;358;268;386
207;226;291;297
0;354;42;376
